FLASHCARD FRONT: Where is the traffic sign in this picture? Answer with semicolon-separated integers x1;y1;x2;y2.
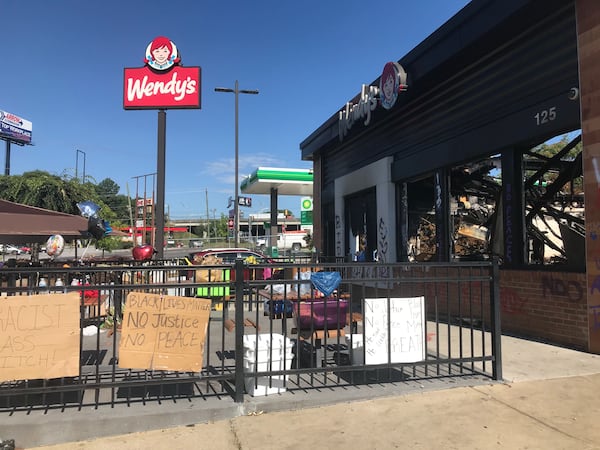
238;196;252;207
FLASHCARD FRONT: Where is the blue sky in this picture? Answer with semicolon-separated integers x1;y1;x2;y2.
1;0;470;221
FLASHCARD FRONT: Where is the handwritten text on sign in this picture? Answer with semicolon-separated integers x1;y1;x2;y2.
0;293;80;382
364;297;425;364
118;292;211;372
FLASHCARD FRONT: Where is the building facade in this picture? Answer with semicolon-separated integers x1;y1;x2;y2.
301;0;600;352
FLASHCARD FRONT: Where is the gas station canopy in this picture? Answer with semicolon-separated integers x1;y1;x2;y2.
240;167;313;196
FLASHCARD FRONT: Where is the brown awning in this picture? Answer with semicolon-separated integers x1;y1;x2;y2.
0;199;89;244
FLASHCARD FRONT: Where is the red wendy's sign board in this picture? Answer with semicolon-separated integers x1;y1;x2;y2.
124;66;201;109
123;36;201;110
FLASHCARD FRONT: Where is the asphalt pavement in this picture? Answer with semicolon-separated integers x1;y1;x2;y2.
9;333;600;450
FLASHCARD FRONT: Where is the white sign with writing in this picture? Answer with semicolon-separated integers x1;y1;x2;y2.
363;297;425;364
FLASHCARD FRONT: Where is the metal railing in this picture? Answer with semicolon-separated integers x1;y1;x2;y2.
0;257;501;410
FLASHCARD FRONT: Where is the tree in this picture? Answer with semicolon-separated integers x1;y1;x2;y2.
0;170;101;215
214;214;230;238
95;236;123;253
529;134;583;194
94;178;132;225
0;171;132;251
95;178;120;197
532;135;581;160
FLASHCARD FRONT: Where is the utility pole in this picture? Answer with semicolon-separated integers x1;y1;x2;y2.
205;188;211;241
214;81;259;246
126;182;134;243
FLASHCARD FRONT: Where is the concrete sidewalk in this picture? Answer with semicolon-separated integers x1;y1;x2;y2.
22;335;600;450
29;374;600;450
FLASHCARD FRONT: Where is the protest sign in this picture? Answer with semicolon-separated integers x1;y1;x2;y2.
0;293;80;382
363;296;425;364
118;292;211;372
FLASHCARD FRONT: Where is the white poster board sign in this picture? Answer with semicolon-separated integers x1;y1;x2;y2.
364;296;425;364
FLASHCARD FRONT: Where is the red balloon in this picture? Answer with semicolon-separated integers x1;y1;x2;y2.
132;244;156;261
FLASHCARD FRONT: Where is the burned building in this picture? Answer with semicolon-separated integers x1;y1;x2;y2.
301;0;599;352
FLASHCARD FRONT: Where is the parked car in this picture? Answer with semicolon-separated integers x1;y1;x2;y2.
189;239;203;248
188;248;283;281
1;244;24;255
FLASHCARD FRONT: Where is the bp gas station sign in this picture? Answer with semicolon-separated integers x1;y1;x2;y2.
301;197;313;225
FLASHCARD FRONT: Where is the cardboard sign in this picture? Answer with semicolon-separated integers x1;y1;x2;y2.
364;297;425;364
118;292;211;372
0;293;80;382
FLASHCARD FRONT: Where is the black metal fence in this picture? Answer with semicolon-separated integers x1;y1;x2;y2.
0;257;501;411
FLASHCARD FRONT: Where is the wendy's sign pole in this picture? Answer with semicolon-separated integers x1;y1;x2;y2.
123;36;201;258
156;109;166;256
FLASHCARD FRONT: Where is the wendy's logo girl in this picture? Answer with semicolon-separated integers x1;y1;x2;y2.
145;36;181;71
379;62;408;110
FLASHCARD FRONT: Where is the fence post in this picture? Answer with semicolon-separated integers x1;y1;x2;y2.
490;256;503;380
234;258;245;402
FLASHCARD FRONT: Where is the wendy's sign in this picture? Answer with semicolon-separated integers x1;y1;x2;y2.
123;67;201;109
338;61;407;141
123;36;201;110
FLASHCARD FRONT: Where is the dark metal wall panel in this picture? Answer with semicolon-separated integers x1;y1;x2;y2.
312;0;578;190
391;3;579;180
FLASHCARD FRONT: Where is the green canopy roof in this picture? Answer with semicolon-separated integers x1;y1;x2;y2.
240;167;313;196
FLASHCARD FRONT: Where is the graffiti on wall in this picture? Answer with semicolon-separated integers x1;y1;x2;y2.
500;287;526;314
588;158;600;340
591;305;600;330
504;183;513;264
589;221;600;241
378;217;389;262
587;155;600;340
349;264;391;283
541;275;584;303
592;275;600;295
434;172;442;214
335;214;343;257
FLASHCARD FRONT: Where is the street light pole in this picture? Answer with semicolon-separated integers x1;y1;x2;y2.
75;149;86;183
215;81;259;246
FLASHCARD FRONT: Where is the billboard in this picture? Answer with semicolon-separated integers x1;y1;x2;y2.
0;110;32;144
123;36;201;110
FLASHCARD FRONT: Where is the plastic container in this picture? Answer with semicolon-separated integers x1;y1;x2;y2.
293;340;318;368
243;333;293;396
264;299;294;317
196;284;229;298
294;299;349;330
345;334;364;365
196;269;230;298
55;277;66;294
38;277;49;294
